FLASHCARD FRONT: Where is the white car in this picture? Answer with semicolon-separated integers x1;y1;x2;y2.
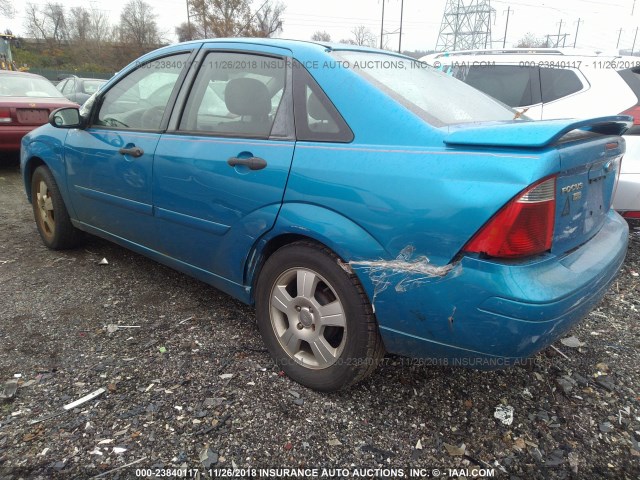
422;48;640;219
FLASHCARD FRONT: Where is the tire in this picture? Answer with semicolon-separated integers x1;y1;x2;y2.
255;241;385;391
31;165;82;250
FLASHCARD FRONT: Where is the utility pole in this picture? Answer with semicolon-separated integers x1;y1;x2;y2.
380;0;385;49
398;0;404;53
574;18;583;48
633;26;639;55
557;19;564;41
633;0;637;15
617;28;623;49
503;6;512;48
186;0;192;40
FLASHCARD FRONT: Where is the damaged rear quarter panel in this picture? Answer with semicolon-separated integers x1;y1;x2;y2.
284;142;559;267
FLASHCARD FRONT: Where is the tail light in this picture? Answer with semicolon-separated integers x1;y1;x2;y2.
464;176;557;258
620;105;640;125
0;107;12;123
622;211;640;219
610;155;623;205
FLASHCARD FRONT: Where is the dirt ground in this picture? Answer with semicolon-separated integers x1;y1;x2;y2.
0;157;639;479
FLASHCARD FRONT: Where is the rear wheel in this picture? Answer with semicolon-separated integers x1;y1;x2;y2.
31;166;82;250
256;241;384;391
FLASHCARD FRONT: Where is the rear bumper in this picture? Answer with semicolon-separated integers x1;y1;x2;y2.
353;211;628;368
0;126;37;151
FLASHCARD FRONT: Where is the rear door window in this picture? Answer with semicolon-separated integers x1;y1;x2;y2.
451;65;540;107
179;52;286;138
540;68;584;103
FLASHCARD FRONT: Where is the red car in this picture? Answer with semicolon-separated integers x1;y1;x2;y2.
0;71;77;151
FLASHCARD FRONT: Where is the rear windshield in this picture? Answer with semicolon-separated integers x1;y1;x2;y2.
0;74;64;98
334;51;518;127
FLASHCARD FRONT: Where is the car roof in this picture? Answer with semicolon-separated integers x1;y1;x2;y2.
422;48;622;63
0;70;47;79
0;71;51;83
152;37;408;60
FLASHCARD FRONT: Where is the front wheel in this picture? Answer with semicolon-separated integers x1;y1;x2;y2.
255;241;384;391
31;165;82;250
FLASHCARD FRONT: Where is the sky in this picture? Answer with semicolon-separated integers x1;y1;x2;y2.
1;0;640;53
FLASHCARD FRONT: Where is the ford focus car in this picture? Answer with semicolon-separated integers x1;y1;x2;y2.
20;39;629;391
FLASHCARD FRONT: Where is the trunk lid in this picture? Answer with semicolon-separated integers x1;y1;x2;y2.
445;116;631;256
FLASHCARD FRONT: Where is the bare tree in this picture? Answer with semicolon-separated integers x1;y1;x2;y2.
0;0;14;18
118;0;160;46
24;3;48;42
89;8;112;44
44;2;69;45
351;25;376;47
187;0;209;37
68;7;91;42
181;0;284;39
250;1;285;37
311;30;331;42
205;0;251;37
515;32;547;48
175;21;206;42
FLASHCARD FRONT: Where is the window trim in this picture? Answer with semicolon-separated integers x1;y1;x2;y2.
87;50;197;133
292;60;354;143
170;49;294;141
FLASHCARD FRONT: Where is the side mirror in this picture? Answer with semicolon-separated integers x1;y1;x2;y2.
49;107;81;128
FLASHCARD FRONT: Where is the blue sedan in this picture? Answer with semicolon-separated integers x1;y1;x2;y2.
21;39;629;391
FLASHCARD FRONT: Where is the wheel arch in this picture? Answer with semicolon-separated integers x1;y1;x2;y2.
245;203;388;303
22;141;76;218
22;156;46;203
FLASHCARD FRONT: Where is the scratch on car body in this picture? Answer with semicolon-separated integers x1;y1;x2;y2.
349;245;461;302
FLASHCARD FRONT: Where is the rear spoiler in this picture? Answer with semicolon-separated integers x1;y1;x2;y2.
443;116;633;148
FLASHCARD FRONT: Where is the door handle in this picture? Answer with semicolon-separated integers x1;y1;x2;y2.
227;156;267;171
118;146;144;158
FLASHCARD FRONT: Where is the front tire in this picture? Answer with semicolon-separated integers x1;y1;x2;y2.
256;241;384;391
31;166;82;250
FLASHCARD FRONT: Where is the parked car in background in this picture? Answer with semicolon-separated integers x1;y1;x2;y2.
21;39;629;391
421;48;640;218
0;70;77;152
56;76;107;104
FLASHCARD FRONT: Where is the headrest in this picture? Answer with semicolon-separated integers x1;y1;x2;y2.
307;92;332;121
225;78;271;117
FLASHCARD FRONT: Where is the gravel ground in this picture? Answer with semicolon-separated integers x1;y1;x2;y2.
0;158;639;480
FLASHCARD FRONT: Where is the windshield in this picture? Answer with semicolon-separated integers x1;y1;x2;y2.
334;51;519;127
0;74;65;98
